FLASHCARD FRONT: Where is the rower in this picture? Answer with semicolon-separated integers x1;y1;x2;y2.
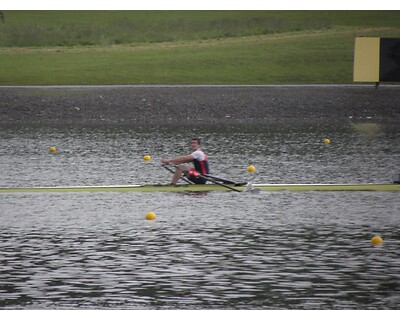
161;138;210;186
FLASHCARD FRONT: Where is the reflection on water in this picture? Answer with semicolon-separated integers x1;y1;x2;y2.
0;123;399;309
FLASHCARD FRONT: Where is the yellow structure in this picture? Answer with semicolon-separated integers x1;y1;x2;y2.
353;37;380;82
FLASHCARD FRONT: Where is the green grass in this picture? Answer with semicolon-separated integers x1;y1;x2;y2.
0;11;399;85
1;11;399;47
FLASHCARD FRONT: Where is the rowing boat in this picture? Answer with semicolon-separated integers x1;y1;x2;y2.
0;183;399;193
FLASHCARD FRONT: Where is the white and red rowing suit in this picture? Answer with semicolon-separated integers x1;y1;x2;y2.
189;149;210;184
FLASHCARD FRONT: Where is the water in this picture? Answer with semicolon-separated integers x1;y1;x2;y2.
0;123;399;309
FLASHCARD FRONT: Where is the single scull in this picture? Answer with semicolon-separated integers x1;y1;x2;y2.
0;183;399;193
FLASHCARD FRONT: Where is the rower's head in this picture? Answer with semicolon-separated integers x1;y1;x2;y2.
191;138;201;150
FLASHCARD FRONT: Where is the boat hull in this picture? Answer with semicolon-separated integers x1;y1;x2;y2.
0;183;399;193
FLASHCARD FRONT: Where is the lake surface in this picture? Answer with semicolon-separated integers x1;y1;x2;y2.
0;122;399;309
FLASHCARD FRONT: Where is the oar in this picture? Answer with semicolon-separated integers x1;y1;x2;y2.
202;174;246;186
166;164;242;192
201;172;259;193
165;163;258;193
199;174;242;192
162;164;195;185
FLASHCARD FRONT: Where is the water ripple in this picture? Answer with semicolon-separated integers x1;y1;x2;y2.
1;124;400;309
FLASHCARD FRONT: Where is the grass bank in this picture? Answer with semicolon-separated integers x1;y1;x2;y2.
0;11;399;85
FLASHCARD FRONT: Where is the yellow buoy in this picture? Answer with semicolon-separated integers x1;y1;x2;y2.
247;165;256;173
323;138;331;144
49;147;57;153
145;211;156;220
143;155;151;161
371;236;383;246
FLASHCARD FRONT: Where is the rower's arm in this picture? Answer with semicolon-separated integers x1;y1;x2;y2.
162;154;194;165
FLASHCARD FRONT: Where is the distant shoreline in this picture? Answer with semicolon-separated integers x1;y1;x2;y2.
1;85;399;125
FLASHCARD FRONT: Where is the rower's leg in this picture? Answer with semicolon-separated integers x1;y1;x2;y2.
171;168;183;185
171;165;191;185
